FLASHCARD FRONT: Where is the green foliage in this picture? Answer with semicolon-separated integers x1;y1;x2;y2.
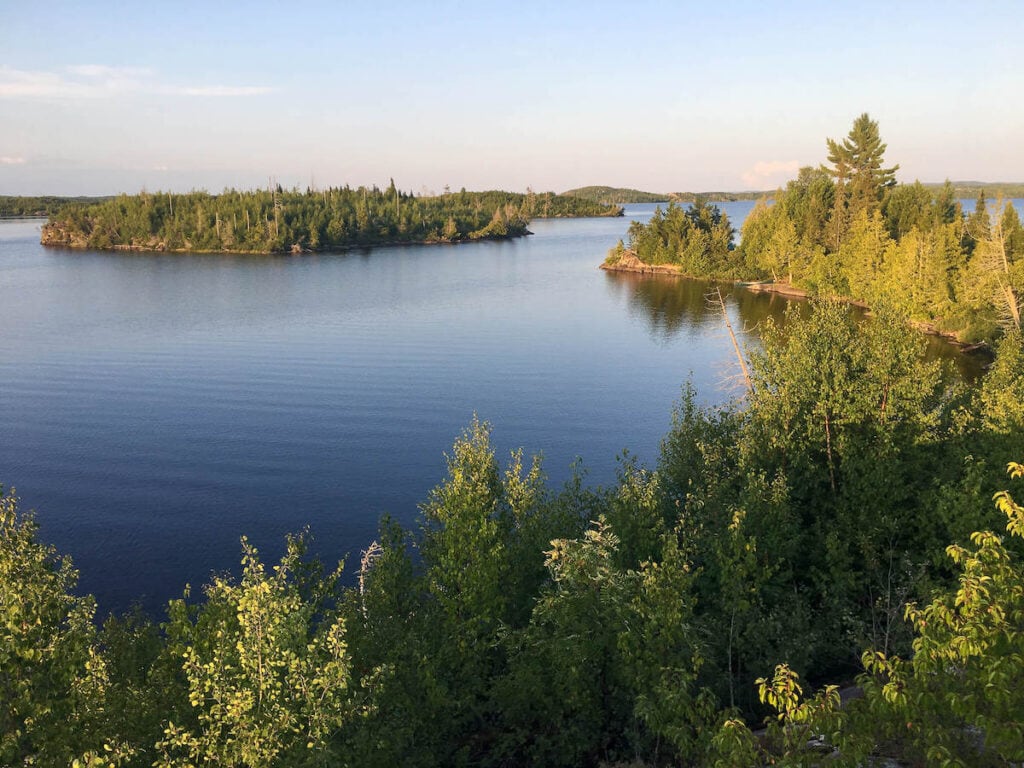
421;418;509;631
855;462;1024;765
748;300;943;495
617;201;737;276
603;455;665;570
496;519;638;766
826;112;899;232
657;301;1020;727
94;608;177;766
156;534;365;767
0;488;107;765
740;196;804;283
747;302;952;663
975;330;1024;439
966;197;1023;332
337;520;432;768
40;186;620;254
622;530;718;763
837;209;891;301
670;115;1024;344
341;419;591;767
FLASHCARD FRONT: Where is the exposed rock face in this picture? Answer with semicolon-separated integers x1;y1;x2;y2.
600;249;683;275
40;222;89;248
41;221;171;251
740;280;809;298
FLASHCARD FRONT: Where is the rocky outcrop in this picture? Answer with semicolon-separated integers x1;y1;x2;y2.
600;249;684;276
40;222;89;249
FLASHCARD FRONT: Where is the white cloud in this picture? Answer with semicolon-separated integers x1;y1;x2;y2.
172;85;273;97
66;64;153;78
0;65;273;100
0;156;27;165
740;160;801;189
0;64;146;98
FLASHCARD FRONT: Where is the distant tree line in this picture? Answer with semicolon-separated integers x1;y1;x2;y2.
0;195;111;218
3;303;1024;766
606;113;1024;344
671;190;768;202
562;186;671;204
944;181;1024;199
563;186;770;205
39;184;622;254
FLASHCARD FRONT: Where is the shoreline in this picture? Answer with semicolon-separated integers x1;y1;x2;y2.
37;209;620;255
601;251;989;355
39;229;534;256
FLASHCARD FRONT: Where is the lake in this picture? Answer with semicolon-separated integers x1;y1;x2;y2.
0;201;991;615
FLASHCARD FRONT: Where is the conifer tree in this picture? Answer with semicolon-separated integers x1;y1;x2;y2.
825;113;899;246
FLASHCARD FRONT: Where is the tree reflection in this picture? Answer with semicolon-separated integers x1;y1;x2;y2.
602;270;988;381
603;271;790;342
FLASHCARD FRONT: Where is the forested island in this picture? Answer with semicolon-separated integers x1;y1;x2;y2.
3;300;1024;766
38;185;622;254
604;114;1023;345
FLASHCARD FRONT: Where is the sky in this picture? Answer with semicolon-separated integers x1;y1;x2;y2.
1;0;1022;196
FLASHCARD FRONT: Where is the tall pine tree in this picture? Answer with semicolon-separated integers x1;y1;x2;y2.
825;113;899;247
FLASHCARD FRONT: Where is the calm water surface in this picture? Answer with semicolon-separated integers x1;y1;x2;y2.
0;202;982;614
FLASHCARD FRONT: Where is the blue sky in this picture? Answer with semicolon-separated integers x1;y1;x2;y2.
1;0;1021;195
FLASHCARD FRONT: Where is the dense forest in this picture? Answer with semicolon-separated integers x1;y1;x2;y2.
605;114;1023;344
3;302;1024;766
39;185;622;254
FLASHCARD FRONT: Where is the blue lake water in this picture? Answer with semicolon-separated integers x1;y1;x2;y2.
0;201;992;615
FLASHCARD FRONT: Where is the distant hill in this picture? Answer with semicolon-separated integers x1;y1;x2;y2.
562;186;668;204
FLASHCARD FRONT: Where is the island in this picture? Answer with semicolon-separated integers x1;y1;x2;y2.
38;184;623;254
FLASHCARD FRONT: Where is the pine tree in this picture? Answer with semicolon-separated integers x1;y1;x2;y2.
825;113;900;247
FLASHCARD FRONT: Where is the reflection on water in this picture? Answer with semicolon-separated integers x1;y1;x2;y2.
604;271;802;344
603;271;721;339
604;271;989;382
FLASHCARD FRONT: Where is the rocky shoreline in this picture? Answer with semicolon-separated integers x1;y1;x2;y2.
39;222;533;256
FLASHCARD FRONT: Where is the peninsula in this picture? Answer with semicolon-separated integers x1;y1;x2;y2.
601;114;1023;345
